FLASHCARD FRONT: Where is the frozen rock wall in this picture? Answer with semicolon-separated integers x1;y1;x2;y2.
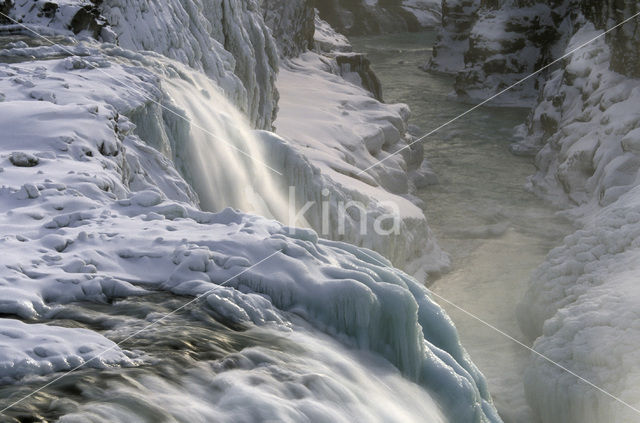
432;1;640;421
261;0;315;57
428;0;481;74
101;0;279;130
500;5;640;423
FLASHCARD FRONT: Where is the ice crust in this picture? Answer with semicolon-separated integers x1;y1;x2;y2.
515;25;640;423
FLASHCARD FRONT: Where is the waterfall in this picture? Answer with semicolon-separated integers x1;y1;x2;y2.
160;67;290;221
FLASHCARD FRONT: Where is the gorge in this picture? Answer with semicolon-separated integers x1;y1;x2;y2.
0;1;640;423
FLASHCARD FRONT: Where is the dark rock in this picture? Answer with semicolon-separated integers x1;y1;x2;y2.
42;2;58;19
9;152;39;167
335;53;384;101
0;0;12;24
261;0;315;57
69;5;105;38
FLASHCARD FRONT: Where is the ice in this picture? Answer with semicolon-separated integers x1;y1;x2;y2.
0;2;501;421
0;85;496;418
514;24;640;423
274;50;450;278
0;319;137;384
102;0;279;129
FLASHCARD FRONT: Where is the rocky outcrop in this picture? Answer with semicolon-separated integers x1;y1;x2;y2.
429;1;640;105
314;0;441;35
428;0;481;74
335;53;384;101
101;0;279;130
582;0;640;78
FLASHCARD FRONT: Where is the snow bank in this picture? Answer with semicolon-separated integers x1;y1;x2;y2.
273;51;449;278
514;24;640;423
518;185;640;423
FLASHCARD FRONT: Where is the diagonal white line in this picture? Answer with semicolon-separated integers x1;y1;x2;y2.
353;248;640;417
425;289;640;416
357;10;640;176
0;11;283;176
0;249;281;414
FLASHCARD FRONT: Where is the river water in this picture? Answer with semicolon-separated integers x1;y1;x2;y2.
351;32;573;423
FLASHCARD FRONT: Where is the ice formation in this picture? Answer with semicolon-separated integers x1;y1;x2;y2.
430;2;640;421
515;24;640;423
0;49;497;421
0;1;501;422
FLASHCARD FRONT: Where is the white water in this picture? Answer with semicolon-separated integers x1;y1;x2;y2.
351;32;574;423
161;67;290;221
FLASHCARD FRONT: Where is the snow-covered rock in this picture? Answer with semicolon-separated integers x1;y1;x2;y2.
0;319;138;384
428;1;575;105
273;51;450;279
261;0;315;57
427;0;480;74
431;2;640;421
100;0;279;129
512;18;640;423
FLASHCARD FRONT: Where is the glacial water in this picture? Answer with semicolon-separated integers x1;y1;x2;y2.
351;32;574;423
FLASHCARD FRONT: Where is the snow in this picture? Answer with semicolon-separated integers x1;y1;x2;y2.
313;15;352;53
0;81;495;418
0;4;500;422
100;0;279;129
0;319;137;384
523;24;640;212
514;24;640;423
273;51;450;279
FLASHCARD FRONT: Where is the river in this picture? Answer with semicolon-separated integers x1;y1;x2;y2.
351;32;573;423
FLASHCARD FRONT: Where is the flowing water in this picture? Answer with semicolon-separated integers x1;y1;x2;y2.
0;46;452;423
351;32;573;423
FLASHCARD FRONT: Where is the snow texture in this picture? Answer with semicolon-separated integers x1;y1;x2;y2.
274;49;450;279
0;319;137;384
515;24;640;423
0;2;500;422
0;51;497;420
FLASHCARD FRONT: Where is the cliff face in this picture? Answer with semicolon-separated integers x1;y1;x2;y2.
314;0;441;35
429;2;640;422
429;1;640;104
4;0;281;129
428;0;481;74
582;0;640;78
261;0;315;57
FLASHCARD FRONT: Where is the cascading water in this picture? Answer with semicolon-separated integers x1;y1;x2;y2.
160;67;291;221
